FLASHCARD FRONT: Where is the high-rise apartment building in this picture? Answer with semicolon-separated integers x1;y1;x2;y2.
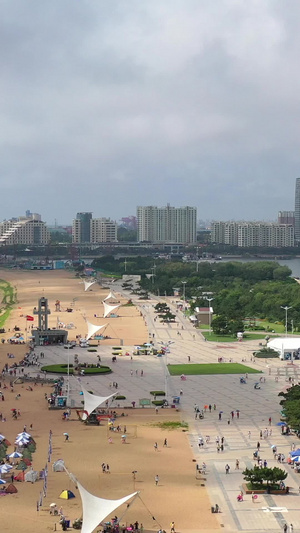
295;178;300;241
137;205;197;243
0;214;50;246
90;218;117;243
73;212;92;243
72;214;117;243
211;221;294;248
278;211;295;226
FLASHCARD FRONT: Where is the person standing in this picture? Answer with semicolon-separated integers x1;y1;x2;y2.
283;524;288;533
155;474;159;486
154;442;158;451
225;464;230;474
170;522;175;533
235;459;240;470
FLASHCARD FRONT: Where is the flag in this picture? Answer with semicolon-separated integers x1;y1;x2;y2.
26;315;34;321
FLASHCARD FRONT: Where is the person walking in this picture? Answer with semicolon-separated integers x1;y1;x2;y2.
155;474;159;486
235;459;240;470
170;521;175;533
154;442;158;451
163;438;167;447
283;524;288;533
225;464;230;474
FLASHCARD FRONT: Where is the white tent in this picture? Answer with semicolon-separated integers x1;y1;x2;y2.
25;470;39;483
53;459;65;472
77;479;137;533
86;321;107;341
103;302;121;319
81;385;117;420
84;280;96;292
104;291;118;302
267;337;300;359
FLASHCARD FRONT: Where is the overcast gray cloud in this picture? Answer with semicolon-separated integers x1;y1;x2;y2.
1;0;300;224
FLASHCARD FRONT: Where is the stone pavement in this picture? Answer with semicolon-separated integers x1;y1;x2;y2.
32;282;300;532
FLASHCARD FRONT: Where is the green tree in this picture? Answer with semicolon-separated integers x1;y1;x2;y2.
211;315;228;335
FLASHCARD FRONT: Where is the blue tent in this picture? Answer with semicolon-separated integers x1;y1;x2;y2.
290;449;300;457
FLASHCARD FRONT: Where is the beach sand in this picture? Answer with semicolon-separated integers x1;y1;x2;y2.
0;270;219;533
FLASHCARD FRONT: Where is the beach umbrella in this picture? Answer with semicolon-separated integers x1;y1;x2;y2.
0;435;5;441
0;464;12;474
9;452;23;459
15;438;29;446
271;445;277;448
17;432;31;439
50;503;57;508
0;479;6;484
276;422;287;426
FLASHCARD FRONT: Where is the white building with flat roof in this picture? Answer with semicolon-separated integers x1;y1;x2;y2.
211;221;294;248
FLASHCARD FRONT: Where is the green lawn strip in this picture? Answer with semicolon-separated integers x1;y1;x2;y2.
202;331;269;342
167;363;261;376
151;421;189;430
0;307;12;329
244;319;285;334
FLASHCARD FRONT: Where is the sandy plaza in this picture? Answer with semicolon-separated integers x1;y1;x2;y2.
0;269;300;533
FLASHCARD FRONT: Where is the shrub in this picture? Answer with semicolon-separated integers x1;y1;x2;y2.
114;395;126;400
87;348;97;352
150;391;165;396
41;364;112;375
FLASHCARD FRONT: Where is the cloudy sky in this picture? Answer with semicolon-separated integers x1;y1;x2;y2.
1;0;300;225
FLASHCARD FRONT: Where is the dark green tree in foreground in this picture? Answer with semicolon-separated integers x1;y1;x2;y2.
279;384;300;432
243;466;287;487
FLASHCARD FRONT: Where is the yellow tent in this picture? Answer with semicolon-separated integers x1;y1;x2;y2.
59;489;75;499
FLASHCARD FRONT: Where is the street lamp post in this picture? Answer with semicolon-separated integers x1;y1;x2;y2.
206;297;214;335
281;305;292;337
181;281;187;303
66;345;71;407
158;341;175;402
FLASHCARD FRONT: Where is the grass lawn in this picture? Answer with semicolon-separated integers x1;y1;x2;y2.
244;319;285;334
202;331;269;342
167;363;261;376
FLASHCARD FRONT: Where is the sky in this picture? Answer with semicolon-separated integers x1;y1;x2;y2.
1;0;300;225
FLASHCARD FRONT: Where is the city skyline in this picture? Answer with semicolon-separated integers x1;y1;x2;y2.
1;2;300;223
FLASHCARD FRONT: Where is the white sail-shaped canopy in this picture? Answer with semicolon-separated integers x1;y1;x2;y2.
104;290;118;301
86;321;107;341
84;280;96;292
81;385;117;420
103;302;121;318
77;480;137;533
